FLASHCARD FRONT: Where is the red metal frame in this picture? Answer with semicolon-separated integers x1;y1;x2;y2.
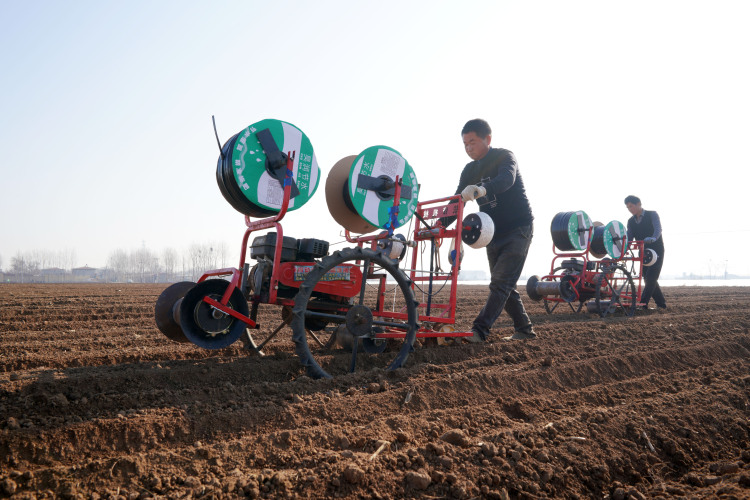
340;191;472;339
194;152;301;328
195;162;476;340
538;235;646;311
409;195;464;327
620;240;646;305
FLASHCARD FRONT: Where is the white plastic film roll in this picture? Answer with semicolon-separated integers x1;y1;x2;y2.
462;212;495;249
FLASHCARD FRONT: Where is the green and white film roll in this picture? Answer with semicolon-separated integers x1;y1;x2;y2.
347;146;419;229
231;119;320;212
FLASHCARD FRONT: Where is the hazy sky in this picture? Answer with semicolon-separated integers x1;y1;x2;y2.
1;1;749;278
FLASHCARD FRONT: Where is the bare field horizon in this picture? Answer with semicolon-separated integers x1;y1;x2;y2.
1;283;749;498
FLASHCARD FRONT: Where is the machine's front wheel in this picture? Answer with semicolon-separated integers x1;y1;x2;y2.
179;279;250;349
291;247;418;379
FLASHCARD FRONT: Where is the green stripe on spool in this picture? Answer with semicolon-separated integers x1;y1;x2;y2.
348;146;419;229
231;119;320;212
603;221;627;259
568;211;592;250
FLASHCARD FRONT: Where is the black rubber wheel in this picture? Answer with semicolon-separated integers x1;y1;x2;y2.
179;279;250;349
595;265;637;318
291;246;418;379
154;281;195;343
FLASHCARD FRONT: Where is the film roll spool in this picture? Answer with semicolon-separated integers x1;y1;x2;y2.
325;146;420;234
216;134;275;217
590;222;607;259
376;232;407;261
550;211;593;251
216;119;320;216
602;220;627;259
389;237;406;260
461;212;494;249
643;248;659;267
326;156;378;234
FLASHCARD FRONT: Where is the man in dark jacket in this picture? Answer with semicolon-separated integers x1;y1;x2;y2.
441;119;535;341
625;195;667;310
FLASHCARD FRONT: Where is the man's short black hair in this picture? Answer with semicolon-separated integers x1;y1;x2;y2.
462;119;491;139
624;195;641;205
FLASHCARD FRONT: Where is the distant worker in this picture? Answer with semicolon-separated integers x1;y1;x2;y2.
441;119;535;342
624;195;667;310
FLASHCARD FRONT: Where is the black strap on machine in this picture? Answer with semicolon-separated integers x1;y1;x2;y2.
356;175;412;200
607;224;618;240
255;128;300;199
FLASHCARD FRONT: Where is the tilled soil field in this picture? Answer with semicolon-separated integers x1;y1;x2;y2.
1;283;749;499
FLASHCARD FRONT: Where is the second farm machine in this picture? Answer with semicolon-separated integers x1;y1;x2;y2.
525;211;659;317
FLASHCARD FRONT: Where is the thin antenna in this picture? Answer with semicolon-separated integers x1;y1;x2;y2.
212;115;224;159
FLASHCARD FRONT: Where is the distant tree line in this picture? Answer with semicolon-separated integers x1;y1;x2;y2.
0;242;232;283
103;242;231;282
1;249;78;282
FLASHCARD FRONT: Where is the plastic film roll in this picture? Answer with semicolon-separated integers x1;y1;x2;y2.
325;146;419;234
217;118;320;216
461;212;495;249
643;248;659;267
550;211;593;251
590;222;607;259
326;156;377;234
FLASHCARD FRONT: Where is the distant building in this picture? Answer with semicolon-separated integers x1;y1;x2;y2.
72;265;98;280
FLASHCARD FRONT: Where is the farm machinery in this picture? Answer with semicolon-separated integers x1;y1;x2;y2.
154;119;495;378
525;211;658;317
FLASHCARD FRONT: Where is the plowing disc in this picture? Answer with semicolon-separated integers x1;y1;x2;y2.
154;281;195;343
